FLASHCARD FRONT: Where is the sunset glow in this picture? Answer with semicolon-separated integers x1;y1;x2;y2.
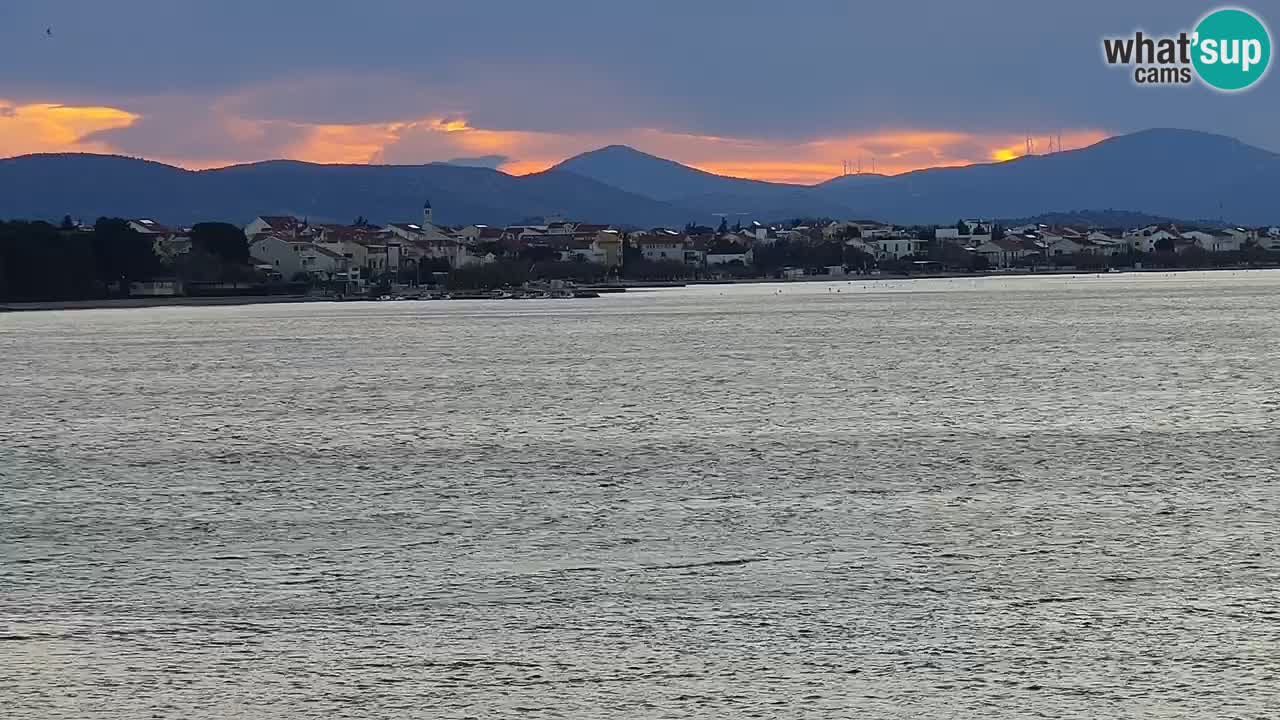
0;98;1109;183
0;101;139;157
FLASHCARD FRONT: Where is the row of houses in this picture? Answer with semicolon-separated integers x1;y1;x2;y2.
123;206;1280;282
971;223;1280;268
240;205;779;280
241;203;627;281
240;212;900;279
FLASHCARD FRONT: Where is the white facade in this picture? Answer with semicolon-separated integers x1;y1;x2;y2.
300;246;348;276
1196;232;1244;253
1123;226;1179;253
1124;234;1156;253
877;237;923;259
249;235;306;277
706;250;753;266
745;225;775;244
975;240;1026;268
1046;236;1086;256
639;240;686;262
1254;235;1280;251
936;226;989;247
315;238;368;268
249;236;349;278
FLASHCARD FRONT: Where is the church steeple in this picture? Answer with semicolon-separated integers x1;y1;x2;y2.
422;199;433;226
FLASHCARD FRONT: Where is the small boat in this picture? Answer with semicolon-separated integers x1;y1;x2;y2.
572;289;600;299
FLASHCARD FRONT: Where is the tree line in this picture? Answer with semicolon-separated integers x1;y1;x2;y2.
0;219;251;301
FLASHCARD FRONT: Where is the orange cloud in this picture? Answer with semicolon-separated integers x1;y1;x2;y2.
450;126;1110;183
0;100;139;157
0;97;1110;184
287;123;399;165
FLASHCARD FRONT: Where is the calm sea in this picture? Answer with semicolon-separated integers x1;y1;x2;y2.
3;272;1279;719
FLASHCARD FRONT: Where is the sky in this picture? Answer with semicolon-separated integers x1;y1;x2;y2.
0;0;1275;183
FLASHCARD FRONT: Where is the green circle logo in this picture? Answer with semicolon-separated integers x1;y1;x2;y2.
1192;8;1271;91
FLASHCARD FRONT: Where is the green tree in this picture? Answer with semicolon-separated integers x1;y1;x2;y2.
190;222;250;266
91;218;160;291
844;247;876;272
621;259;693;281
1;221;98;300
519;245;559;263
447;260;530;290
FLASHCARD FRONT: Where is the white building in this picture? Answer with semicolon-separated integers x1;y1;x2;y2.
1045;235;1087;256
843;237;876;256
975;238;1028;268
244;216;307;239
636;232;687;263
249;235;350;278
936;224;990;247
876;237;924;259
1193;231;1244;253
549;231;624;267
706;246;753;266
386;207;479;268
1123;225;1183;253
744;223;777;245
1254;234;1280;251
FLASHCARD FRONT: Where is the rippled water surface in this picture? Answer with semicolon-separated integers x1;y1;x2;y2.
3;272;1280;719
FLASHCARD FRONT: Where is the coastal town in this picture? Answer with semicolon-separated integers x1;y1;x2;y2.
4;199;1280;303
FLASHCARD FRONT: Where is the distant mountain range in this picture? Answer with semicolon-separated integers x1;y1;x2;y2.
1;128;1277;227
